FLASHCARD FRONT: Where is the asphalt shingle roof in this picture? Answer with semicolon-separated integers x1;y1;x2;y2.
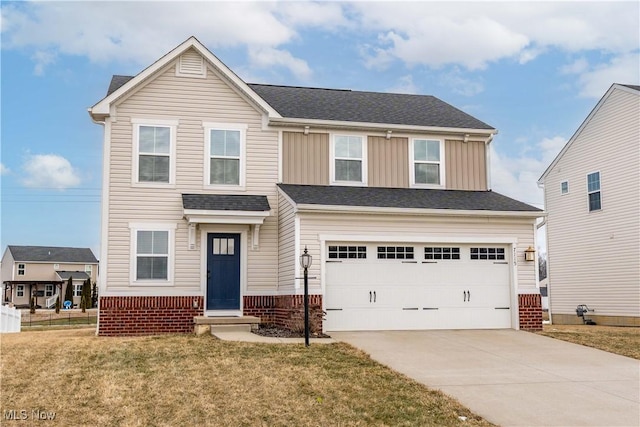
105;76;493;130
249;84;494;130
620;84;640;92
182;194;271;211
278;184;541;212
8;246;98;263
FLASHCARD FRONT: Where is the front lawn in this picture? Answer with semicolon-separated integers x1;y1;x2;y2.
0;328;490;426
538;324;640;360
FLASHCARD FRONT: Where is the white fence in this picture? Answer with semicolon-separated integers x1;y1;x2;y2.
1;304;21;333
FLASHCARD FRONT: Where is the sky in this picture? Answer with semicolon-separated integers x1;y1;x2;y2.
1;1;639;259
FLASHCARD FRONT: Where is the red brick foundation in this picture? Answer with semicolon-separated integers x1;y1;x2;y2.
519;294;543;331
243;294;324;333
98;296;203;336
99;295;324;336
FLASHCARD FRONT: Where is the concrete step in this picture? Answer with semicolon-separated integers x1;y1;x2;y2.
210;324;252;334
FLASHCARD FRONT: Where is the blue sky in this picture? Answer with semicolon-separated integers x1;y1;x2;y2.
1;1;639;258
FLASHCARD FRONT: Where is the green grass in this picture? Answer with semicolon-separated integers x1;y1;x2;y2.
1;328;491;426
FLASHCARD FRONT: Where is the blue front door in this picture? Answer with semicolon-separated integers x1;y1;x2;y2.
207;233;241;311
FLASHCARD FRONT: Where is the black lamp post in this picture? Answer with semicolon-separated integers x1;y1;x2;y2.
299;246;312;347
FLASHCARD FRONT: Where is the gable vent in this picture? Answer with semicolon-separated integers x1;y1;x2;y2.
176;50;207;78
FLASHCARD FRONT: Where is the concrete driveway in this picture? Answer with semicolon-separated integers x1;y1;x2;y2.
332;330;640;427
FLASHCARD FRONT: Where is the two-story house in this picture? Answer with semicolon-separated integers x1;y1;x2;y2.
89;37;543;336
1;246;99;308
538;84;639;326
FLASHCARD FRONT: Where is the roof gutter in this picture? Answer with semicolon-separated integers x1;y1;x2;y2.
267;117;496;137
293;203;545;219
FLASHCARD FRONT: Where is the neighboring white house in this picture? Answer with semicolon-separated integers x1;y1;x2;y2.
89;36;544;336
538;84;640;326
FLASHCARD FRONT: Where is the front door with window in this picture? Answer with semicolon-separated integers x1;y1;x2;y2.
207;233;241;311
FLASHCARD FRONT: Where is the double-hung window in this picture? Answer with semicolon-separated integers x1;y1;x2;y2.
411;139;443;186
16;285;24;297
204;123;246;188
332;135;366;184
45;284;54;297
587;172;601;211
17;263;25;276
73;283;83;297
132;119;177;185
136;230;169;280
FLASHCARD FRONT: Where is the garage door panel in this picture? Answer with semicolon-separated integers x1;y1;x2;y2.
325;242;512;331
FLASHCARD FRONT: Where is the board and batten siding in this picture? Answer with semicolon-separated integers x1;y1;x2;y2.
296;213;537;295
545;87;640;318
282;132;330;185
368;136;409;188
282;132;487;191
445;140;487;190
277;192;296;292
105;57;279;295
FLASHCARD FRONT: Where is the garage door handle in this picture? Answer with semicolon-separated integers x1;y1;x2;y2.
467;291;471;302
369;291;372;303
373;291;376;302
463;290;467;301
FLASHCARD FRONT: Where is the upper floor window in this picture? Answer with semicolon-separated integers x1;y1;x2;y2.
561;181;569;194
587;172;601;211
132;119;177;185
17;263;25;276
332;135;366;185
85;265;92;275
204;123;246;188
411;139;443;186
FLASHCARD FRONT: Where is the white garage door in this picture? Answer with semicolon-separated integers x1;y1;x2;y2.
324;243;512;331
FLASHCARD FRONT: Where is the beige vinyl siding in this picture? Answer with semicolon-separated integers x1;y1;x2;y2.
4;262;98;284
106;60;279;294
297;212;537;295
282;132;329;185
0;250;15;283
545;88;640;318
368;136;409;188
277;192;296;292
445;140;487;190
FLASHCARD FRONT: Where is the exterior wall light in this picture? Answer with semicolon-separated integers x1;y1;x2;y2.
524;246;536;262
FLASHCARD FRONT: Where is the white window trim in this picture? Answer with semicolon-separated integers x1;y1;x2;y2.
17;263;25;276
560;180;569;195
202;122;247;190
73;283;83;297
16;285;24;297
586;171;602;212
129;222;177;287
131;118;178;187
330;133;368;186
409;138;445;188
45;284;54;297
85;265;92;274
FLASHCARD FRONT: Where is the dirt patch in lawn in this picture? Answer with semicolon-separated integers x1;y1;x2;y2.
253;324;331;339
1;328;492;426
538;324;640;360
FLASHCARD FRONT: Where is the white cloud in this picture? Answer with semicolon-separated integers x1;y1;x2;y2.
21;154;81;190
439;68;484;97
576;53;640;98
490;136;567;208
248;47;312;81
560;58;589;75
0;163;9;175
387;75;419;94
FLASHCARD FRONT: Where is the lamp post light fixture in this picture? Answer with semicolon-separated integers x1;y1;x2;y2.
524;246;536;262
299;246;312;347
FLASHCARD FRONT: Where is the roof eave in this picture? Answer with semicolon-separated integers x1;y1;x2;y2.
267;117;497;136
293;203;545;218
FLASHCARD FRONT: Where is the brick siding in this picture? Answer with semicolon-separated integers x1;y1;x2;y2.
518;294;543;331
98;296;203;336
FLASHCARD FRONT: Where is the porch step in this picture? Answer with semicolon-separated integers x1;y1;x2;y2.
193;316;260;335
210;324;252;334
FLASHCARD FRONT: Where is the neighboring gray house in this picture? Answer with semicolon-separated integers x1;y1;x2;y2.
89;37;543;336
1;246;99;308
538;84;640;326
